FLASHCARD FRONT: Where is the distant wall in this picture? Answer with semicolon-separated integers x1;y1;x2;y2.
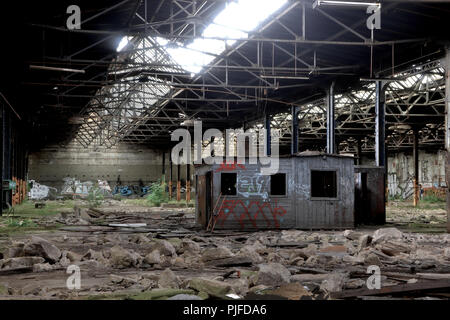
28;142;193;191
361;150;446;199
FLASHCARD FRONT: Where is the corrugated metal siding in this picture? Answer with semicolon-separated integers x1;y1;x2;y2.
195;155;354;230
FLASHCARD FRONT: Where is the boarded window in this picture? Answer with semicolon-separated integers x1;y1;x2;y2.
270;173;286;196
221;173;237;195
311;170;337;198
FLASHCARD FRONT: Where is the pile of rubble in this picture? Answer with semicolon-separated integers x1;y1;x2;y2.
1;223;450;300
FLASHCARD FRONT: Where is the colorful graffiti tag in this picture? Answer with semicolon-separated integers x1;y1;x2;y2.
215;161;246;173
216;199;287;229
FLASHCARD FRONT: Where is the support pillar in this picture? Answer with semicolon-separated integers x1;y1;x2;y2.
413;130;419;207
356;138;362;165
326;82;335;154
0;103;3;215
161;151;166;184
291;106;299;155
265;113;271;156
444;47;450;232
375;81;386;167
186;163;191;203
177;164;181;202
169;152;173;200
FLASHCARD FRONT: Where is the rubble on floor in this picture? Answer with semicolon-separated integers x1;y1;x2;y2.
0;200;450;300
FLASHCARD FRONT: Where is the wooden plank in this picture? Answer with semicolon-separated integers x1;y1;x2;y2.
332;280;450;299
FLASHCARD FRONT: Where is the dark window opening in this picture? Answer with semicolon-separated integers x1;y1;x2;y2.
221;173;237;195
270;173;286;196
311;170;337;198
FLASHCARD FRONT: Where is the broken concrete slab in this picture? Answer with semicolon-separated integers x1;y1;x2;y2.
256;263;291;287
188;278;232;298
23;236;61;263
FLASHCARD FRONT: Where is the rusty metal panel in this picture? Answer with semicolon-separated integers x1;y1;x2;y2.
354;166;386;225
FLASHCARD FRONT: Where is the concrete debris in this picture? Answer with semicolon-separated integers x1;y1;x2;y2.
32;263;54;273
167;294;203;300
151;240;176;257
109;246;142;269
372;227;404;244
1;198;449;300
256;263;291;287
201;246;234;262
268;283;312;300
23;236;61;263
144;250;162;265
0;257;45;270
188;278;232;298
320;273;348;293
158;268;181;289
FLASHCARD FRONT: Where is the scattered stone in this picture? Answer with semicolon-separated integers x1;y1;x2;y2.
109;246;141;269
344;278;366;289
33;263;54;273
291;274;329;283
65;251;82;262
167;294;202;300
188;278;232;298
343;230;362;241
158;268;180;289
358;234;372;250
201;246;234;262
144;250;162;265
0;256;45;269
364;253;382;266
179;239;201;254
320;273;347;293
23;236;61;263
269;283;312;300
8;242;25;258
205;256;253;267
372;227;403;244
256;263;291;287
151;240;176;257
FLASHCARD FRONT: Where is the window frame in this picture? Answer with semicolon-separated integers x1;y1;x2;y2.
310;168;339;201
269;172;287;197
220;172;238;196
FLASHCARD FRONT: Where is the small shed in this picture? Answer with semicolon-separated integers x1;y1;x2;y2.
195;153;355;230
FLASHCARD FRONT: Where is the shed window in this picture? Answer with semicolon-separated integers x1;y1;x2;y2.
270;173;286;196
221;173;237;195
311;170;337;198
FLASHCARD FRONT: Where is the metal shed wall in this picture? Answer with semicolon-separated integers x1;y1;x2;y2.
195;155;354;230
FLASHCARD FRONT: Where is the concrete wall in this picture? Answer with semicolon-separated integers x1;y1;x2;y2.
361;150;446;199
28;142;193;190
387;150;446;199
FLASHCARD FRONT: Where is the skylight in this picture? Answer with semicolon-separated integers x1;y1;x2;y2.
159;0;288;74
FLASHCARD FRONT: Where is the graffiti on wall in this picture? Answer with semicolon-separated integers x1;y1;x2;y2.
215;161;246;173
236;173;269;199
216;199;287;229
28;180;57;200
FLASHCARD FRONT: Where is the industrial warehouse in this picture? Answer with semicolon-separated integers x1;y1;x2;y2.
1;0;450;304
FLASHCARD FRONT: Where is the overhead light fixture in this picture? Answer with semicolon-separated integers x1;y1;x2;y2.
313;1;380;9
181;119;195;126
30;65;86;74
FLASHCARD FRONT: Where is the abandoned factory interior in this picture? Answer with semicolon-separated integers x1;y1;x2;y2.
2;0;450;304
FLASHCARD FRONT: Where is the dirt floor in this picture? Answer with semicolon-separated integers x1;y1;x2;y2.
0;199;449;300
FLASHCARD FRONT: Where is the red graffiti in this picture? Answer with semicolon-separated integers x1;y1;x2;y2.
216;200;287;229
215;161;246;172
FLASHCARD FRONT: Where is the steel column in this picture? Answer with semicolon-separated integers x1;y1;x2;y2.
291;106;299;155
265;113;271;156
326;82;335;154
375;80;386;167
444;47;450;233
413;130;419;207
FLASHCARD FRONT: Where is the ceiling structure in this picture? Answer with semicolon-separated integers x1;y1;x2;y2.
2;0;450;155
